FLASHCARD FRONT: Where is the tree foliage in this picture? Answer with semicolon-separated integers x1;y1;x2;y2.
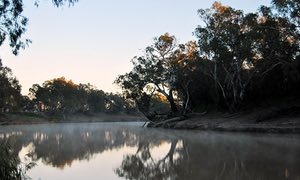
116;33;179;114
0;0;30;55
30;77;84;115
0;59;22;112
272;0;300;27
117;1;300;115
29;77;137;117
0;141;34;180
115;34;203;116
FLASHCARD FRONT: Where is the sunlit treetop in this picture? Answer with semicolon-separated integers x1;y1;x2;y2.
152;33;176;56
212;1;230;14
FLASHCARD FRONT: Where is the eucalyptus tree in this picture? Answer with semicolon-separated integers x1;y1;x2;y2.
194;2;300;111
116;33;180;114
195;2;258;111
170;41;201;113
0;59;22;112
29;77;86;116
247;5;300;99
79;84;106;113
116;34;215;115
272;0;300;29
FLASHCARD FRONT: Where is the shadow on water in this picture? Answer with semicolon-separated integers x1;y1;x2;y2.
0;122;299;180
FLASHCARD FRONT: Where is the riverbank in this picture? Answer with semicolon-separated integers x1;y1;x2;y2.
147;105;300;133
1;107;299;134
0;112;146;125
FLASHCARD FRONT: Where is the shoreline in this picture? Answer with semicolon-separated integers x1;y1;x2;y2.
146;109;300;134
0;112;146;126
1;111;299;134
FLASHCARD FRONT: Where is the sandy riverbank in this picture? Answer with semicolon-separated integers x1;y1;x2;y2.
147;106;300;133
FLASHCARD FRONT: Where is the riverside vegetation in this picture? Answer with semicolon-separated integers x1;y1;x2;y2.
115;1;300;132
0;1;299;126
0;0;300;179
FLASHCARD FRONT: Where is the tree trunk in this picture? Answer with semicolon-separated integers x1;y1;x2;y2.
167;89;178;113
155;84;178;113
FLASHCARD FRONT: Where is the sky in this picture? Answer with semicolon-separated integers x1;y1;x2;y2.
0;0;271;95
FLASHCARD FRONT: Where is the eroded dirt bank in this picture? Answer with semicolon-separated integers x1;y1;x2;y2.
147;106;300;133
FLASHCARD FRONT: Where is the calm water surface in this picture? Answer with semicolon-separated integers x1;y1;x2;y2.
0;122;299;180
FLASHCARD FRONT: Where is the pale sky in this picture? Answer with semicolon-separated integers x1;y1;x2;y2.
0;0;271;95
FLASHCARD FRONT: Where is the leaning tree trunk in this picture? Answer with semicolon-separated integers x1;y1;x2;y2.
182;81;191;115
167;89;178;113
155;84;178;114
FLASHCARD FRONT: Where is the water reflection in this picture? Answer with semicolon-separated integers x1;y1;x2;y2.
116;139;185;180
0;122;299;180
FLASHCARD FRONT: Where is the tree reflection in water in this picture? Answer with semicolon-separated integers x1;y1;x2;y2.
115;131;300;180
0;123;299;180
0;123;144;168
115;139;187;180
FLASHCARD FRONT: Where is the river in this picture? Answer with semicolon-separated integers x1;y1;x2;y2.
0;122;299;180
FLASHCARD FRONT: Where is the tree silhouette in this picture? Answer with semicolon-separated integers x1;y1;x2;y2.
0;59;22;112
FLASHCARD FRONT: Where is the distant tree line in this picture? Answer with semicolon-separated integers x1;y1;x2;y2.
0;65;137;117
28;77;138;116
116;1;300;117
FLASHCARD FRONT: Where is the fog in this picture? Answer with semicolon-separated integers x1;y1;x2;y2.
0;122;299;179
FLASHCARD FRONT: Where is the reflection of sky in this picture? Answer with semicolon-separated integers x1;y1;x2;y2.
7;123;180;179
17;139;175;180
0;0;271;95
150;141;172;161
20;144;137;180
1;122;299;179
0;131;23;139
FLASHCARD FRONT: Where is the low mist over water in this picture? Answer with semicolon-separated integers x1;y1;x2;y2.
0;122;299;180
